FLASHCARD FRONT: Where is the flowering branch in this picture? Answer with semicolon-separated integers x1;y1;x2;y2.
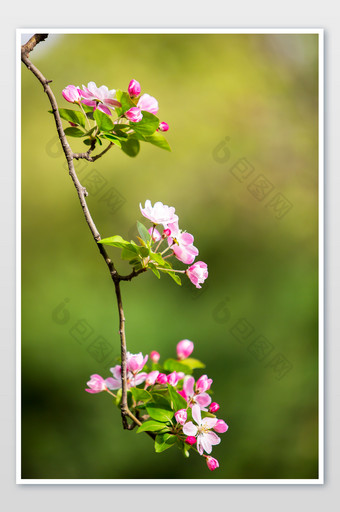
22;34;226;472
21;34;146;430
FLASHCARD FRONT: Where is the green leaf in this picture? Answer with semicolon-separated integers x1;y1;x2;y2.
130;387;152;404
130;111;160;136
163;358;192;375
58;108;87;129
167;384;188;412
146;403;174;423
115;388;122;407
154;433;177;453
115;90;135;116
93;109;115;132
83;138;93;146
100;133;122;148
182;358;206;370
137;221;151;244
64;126;86;137
148;263;160;279
164;270;182;286
81;104;94;114
121;138;140;157
136;420;170;434
145;132;171;151
98;235;130;248
121;247;139;261
138;246;150;258
96;136;102;146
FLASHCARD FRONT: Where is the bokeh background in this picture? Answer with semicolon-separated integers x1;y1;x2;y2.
21;33;319;480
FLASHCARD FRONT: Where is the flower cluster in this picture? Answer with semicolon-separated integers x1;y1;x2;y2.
86;340;228;471
60;80;169;157
98;200;208;289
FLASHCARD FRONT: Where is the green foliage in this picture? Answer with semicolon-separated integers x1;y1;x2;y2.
146;403;174;423
93;109;115;132
154;434;177;453
130;111;159;136
136;420;170;434
64;126;86;137
57;108;86;129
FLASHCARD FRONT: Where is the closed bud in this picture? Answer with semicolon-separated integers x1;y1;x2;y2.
158;121;169;132
125;107;143;123
206;456;219;471
156;373;168;385
213;419;229;433
209;402;220;413
128;79;141;97
176;339;194;360
150;350;160;363
185;436;196;445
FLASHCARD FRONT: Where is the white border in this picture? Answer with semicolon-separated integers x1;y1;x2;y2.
16;28;324;485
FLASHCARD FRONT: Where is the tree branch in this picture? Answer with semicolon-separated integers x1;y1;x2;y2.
21;33;143;431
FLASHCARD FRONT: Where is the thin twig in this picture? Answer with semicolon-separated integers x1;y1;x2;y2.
21;34;143;431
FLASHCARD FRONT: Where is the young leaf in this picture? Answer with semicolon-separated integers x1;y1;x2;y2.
163;270;182;286
146;403;174;423
144;132;171;151
115;90;135;115
64;126;86;137
130;387;152;404
163;358;192;375
98;235;130;248
137;221;151;244
148;263;161;279
154;433;177;453
121;247;140;261
93;109;115;132
136;420;170;434
121;138;140;157
167;384;188;411
182;358;206;370
100;133;122;148
58;108;86;129
130;111;160;136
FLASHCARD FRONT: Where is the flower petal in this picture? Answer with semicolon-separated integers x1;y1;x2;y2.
182;421;198;437
192;404;202;425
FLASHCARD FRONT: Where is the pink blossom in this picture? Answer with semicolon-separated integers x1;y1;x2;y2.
185;436;196;445
85;374;108;394
186;261;208;289
213;419;229;433
145;370;160;387
176;339;194;360
128;79;141;97
181;376;211;410
127;352;148;373
140;200;178;227
196;375;213;394
182;404;221;455
206;456;219;471
62;85;82;104
167;371;180;386
80;81;121;116
108;353;148;389
209;402;220;413
163;228;171;237
148;228;162;242
137;93;159;114
150;350;161;363
175;409;187;425
125;107;143;123
158;121;169;132
156;373;168;385
168;221;199;265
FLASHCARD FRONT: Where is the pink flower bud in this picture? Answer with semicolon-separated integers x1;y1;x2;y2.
158;121;169;132
125;107;143;123
163;228;171;237
62;84;82;104
175;409;187;425
185;436;196;445
145;370;159;387
156;373;168;385
176;372;185;380
196;375;213;394
150;350;160;363
176;339;194;360
128;79;141;97
213;419;229;433
209;402;220;413
68;121;78;127
148;228;162;242
167;371;180;386
206;456;219;471
85;374;107;394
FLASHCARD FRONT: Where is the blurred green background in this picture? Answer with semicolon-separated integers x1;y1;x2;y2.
21;33;319;480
